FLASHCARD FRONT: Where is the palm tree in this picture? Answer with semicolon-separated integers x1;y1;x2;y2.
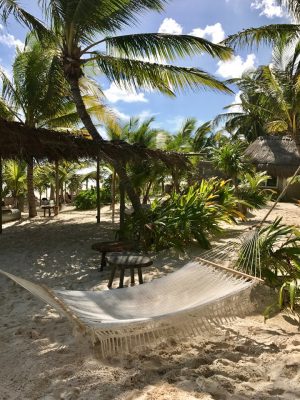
35;161;81;203
38;0;233;212
3;160;27;210
214;74;269;143
122;117;163;204
212;140;251;192
215;42;300;144
223;0;300;142
1;38;111;217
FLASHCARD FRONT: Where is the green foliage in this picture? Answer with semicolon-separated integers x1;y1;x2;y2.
212;141;251;185
74;189;96;210
123;179;245;251
74;186;112;210
258;218;300;285
101;177;113;204
237;172;274;210
3;160;27;198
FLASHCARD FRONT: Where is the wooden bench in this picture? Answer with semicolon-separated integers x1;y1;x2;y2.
41;205;56;217
106;254;153;288
91;241;135;271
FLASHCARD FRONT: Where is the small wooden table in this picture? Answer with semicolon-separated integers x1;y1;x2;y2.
106;254;153;289
91;241;135;271
41;205;55;217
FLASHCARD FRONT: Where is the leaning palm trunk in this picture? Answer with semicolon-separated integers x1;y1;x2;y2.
68;76;142;212
27;157;37;218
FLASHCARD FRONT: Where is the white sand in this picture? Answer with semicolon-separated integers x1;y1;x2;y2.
0;203;300;400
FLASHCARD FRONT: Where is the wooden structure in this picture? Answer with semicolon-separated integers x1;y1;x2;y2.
91;240;135;271
106;254;153;289
245;136;300;199
0;118;188;233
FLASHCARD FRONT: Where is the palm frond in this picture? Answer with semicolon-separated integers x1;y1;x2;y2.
102;33;232;62
265;119;288;132
0;0;51;40
224;24;300;49
90;54;232;95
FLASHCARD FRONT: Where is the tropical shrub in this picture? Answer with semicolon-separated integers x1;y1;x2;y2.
74;186;112;209
239;218;300;314
123;178;245;251
212;140;252;189
74;189;96;210
101;178;113;204
237;172;274;210
258;219;300;285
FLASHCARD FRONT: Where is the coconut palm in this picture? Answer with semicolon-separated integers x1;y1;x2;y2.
122;117;164;203
36;0;232;212
213;78;268;143
0;38;113;217
216;42;300;144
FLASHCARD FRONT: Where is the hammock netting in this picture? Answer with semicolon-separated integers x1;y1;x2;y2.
0;230;262;356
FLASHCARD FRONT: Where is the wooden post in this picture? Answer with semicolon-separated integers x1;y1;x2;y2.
0;156;2;234
55;160;59;215
96;154;101;224
119;181;125;237
111;169;116;224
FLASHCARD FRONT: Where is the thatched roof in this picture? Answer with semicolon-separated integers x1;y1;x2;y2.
0;118;187;169
245;136;300;177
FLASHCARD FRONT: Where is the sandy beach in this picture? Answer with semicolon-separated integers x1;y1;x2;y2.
0;203;300;400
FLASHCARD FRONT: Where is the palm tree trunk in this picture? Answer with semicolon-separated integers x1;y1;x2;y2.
172;168;180;193
143;181;152;204
96;153;100;224
27;157;37;218
114;161;141;212
0;156;2;234
68;76;142;212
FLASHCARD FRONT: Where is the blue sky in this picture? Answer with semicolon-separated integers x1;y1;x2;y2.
0;0;291;135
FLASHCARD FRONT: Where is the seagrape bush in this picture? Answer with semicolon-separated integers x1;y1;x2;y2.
74;189;96;210
124;178;246;250
74;187;112;210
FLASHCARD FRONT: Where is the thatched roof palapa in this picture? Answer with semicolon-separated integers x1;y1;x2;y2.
245;136;300;177
0;119;188;169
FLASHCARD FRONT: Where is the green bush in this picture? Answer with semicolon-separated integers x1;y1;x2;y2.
237;172;274;210
122;178;246;251
74;189;96;210
101;177;113;204
238;218;300;314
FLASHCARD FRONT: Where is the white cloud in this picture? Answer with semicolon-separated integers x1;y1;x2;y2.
189;22;225;44
251;0;284;18
138;109;158;120
0;25;24;49
103;83;148;104
166;115;186;132
228;91;244;113
158;18;183;35
112;107;130;122
216;54;256;78
0;62;12;79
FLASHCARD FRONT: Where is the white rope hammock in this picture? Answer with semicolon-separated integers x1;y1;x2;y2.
0;234;261;357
